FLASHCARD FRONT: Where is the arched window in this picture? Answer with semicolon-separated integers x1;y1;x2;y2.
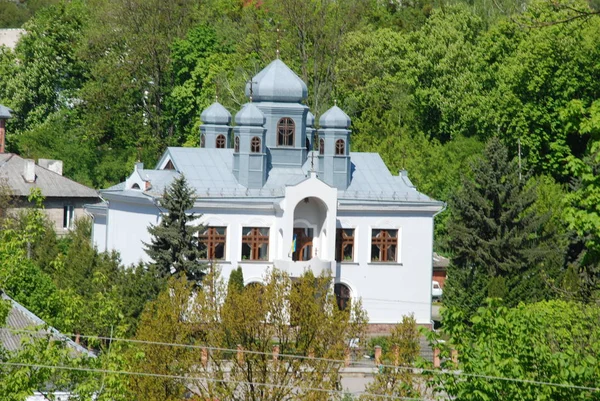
234;136;240;152
131;183;140;190
334;283;351;311
216;134;226;149
319;138;324;155
335;139;345;155
251;136;261;153
277;117;295;146
200;134;206;148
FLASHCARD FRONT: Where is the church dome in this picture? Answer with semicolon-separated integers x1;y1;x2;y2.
245;59;308;103
201;102;231;125
319;105;351;129
235;103;265;126
306;111;315;127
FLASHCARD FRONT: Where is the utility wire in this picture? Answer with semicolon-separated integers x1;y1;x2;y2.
2;328;599;393
0;361;430;401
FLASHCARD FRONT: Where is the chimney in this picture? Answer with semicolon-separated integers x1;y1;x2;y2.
0;104;13;153
38;159;63;176
23;159;35;183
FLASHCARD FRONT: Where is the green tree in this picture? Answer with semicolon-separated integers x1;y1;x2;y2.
144;175;205;282
129;276;197;401
4;0;88;135
444;137;563;317
360;315;421;401
426;300;600;401
190;267;367;401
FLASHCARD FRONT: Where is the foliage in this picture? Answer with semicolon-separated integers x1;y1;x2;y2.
426;299;600;401
185;266;367;401
144;175;206;283
361;315;421;401
444;137;564;317
128;275;196;401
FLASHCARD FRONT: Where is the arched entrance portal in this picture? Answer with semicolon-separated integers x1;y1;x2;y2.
292;197;327;261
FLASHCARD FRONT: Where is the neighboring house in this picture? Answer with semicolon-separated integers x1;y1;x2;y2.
433;252;450;288
0;154;100;234
0;292;95;401
87;59;445;330
0;104;100;234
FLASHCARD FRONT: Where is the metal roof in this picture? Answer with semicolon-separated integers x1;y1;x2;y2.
245;59;308;102
0;292;94;357
0;154;99;198
0;104;12;119
105;148;440;206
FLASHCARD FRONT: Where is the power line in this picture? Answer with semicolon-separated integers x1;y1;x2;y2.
2;328;599;393
0;361;430;401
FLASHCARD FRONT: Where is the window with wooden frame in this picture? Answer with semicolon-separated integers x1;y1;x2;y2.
334;283;351;311
234;136;240;152
200;134;206;148
371;229;398;262
319;138;324;155
198;227;227;260
216;134;226;149
251;136;261;153
335;139;345;155
163;160;175;170
241;227;269;261
335;228;355;262
277;117;295;146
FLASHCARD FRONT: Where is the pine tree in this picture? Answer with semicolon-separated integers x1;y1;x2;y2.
443;137;561;316
144;175;205;282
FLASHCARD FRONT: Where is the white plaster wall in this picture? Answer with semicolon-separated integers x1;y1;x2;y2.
101;178;435;325
106;201;158;266
92;214;107;252
335;212;434;325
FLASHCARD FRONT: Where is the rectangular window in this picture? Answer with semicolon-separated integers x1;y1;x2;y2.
241;227;269;261
198;226;227;260
63;205;74;229
335;228;355;262
371;229;398;262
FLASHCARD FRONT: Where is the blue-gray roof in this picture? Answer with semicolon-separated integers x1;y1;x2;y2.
104;148;439;205
245;59;308;103
320;105;351;129
1;292;94;357
200;101;231;125
235;103;265;126
306;111;315;127
0;104;12;119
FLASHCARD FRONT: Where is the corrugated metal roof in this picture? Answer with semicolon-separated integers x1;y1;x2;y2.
107;148;439;204
0;292;94;357
0;154;99;198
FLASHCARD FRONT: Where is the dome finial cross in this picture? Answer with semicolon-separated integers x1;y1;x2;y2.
247;79;258;102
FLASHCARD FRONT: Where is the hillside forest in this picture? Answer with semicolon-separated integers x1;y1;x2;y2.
1;0;600;399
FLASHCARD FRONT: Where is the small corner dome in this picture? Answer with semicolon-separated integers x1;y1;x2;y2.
245;59;308;103
200;102;231;125
306;111;315;127
319;105;350;129
235;103;265;126
0;104;13;119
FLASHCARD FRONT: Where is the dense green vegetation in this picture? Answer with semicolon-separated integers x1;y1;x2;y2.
1;0;600;399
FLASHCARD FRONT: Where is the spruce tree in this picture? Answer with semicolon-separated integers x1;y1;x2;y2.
144;175;205;283
444;137;561;317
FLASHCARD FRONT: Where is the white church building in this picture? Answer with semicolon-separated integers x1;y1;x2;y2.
87;59;444;329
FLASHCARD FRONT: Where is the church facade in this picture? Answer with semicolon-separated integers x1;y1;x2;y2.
88;59;444;327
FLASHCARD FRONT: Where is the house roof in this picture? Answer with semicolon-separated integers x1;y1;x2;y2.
0;154;98;198
245;59;308;103
0;104;12;119
103;147;441;206
0;292;94;357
